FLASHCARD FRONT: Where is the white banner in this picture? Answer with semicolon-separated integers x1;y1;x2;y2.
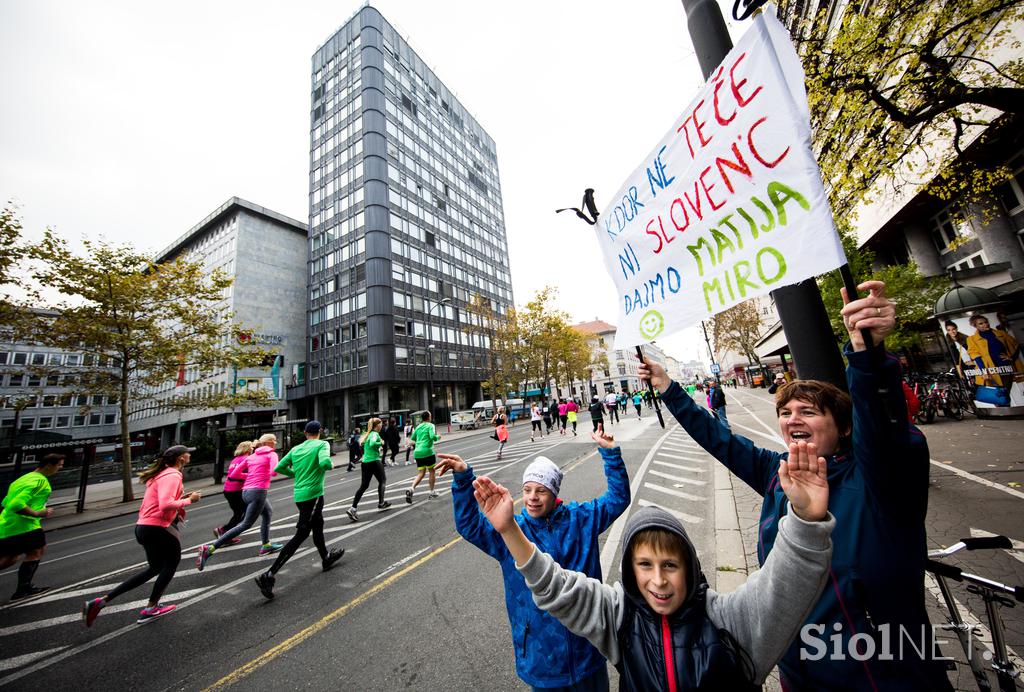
596;8;847;348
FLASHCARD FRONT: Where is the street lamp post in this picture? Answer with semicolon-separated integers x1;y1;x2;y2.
425;297;451;422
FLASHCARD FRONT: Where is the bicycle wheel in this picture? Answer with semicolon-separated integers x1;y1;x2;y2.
948;400;964;421
925;399;937;423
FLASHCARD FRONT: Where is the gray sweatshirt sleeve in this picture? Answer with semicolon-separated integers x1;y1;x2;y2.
705;511;835;684
516;549;626;665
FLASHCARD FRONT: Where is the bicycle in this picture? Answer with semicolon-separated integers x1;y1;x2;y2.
927;535;1024;691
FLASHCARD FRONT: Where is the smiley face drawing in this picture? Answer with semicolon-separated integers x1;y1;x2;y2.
638;309;665;340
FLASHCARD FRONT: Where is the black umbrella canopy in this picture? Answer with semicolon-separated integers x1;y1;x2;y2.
934;284;1003;318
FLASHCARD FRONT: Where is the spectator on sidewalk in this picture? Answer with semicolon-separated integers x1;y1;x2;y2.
639;280;952;691
434;426;629;690
709;380;729;430
0;454;64;601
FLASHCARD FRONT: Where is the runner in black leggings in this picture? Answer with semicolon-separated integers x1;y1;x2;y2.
254;421;343;600
346;417;391;522
84;445;200;625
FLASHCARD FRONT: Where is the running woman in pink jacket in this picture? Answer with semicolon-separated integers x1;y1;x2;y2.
196;434;282;569
82;445;201;626
213;440;253;544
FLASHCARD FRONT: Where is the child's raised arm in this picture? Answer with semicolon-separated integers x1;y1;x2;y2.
472;476;535;566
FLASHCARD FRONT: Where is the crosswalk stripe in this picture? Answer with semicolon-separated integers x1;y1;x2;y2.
0;647;70;673
648;470;706;486
657;452;706;462
0;587;212;638
637;499;702;525
643;482;703;502
652;461;704;473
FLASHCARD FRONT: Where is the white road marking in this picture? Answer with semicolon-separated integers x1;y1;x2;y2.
372;546;431;580
647;470;706;486
656;452;707;462
0;587;211;638
652;461;704;473
637;499;702;525
644;482;703;502
931;460;1024;501
0;646;69;672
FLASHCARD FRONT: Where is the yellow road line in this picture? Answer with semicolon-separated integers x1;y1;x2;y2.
205;448;601;690
203;535;463;691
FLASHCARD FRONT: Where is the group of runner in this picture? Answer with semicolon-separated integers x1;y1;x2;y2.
77;420;343;625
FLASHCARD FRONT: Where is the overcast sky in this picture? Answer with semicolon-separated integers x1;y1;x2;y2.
0;0;749;366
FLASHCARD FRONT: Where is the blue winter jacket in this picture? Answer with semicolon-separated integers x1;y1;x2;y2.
450;447;630;688
660;344;951;691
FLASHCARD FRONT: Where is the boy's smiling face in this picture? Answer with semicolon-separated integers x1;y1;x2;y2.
632;542;688;615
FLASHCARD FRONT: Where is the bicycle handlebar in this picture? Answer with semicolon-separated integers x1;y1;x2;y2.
926;559;1024;602
961;536;1013;551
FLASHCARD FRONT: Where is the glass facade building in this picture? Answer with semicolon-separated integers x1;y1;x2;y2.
304;7;513;431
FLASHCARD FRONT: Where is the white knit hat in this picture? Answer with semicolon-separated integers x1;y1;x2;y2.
522;456;562;496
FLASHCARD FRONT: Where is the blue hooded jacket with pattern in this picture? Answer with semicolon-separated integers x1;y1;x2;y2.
450;447;630;688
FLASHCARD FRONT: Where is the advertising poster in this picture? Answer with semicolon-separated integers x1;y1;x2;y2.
941;311;1024;408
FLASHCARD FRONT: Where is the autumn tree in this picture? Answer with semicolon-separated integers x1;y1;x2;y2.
782;0;1024;216
708;301;766;370
518;287;573;399
26;231;272;501
552;326;591;400
0;205;38;338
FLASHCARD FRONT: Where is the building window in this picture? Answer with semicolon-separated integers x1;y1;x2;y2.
0;352;7;365
89;413;102;426
12;352;27;366
56;416;70;428
73;415;85;426
950;251;988;272
996;161;1024;215
37;416;53;429
104;413;117;425
930;207;968;253
30;353;45;366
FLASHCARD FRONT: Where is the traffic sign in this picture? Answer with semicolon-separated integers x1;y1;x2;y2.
710;363;721;374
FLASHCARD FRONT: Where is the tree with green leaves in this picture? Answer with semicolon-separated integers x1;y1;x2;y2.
818;226;948;357
784;0;1024;216
0;205;38;339
26;231;272;502
708;301;766;371
518;287;572;400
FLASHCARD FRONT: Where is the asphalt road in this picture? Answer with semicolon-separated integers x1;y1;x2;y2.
0;411;701;691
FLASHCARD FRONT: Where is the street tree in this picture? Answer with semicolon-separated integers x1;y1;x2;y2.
785;0;1024;216
518;287;571;401
819;224;947;355
27;231;272;502
552;326;591;400
0;205;38;339
708;301;765;372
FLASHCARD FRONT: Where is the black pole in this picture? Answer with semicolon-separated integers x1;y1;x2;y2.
700;321;722;386
76;444;93;514
636;346;666;428
678;0;847;389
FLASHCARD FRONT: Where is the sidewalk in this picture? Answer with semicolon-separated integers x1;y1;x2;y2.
41;421;505;532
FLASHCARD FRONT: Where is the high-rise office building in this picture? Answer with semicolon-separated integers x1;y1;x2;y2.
301;6;513;431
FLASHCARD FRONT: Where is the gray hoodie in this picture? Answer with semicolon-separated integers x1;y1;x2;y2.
516;505;835;686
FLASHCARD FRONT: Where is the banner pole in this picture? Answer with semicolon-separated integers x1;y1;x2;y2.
636;346;666;428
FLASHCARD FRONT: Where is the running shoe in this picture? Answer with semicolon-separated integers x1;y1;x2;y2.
377;501;391;511
322;547;346;572
346;506;359;522
405;489;414;504
213;526;223;539
83;597;104;627
259;543;283;556
255;572;275;600
196;544;213;571
137;603;176;623
230;537;242;545
428;491;439;499
10;585;50;601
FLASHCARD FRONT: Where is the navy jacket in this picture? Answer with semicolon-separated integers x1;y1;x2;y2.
450;447;630;688
660;344;951;691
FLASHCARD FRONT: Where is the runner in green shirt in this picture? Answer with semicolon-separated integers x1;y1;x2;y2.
0;454;64;600
254;420;344;600
405;411;441;504
346;417;391;522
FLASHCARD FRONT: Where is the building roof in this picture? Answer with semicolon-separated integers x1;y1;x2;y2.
155;197;307;263
573;320;617;335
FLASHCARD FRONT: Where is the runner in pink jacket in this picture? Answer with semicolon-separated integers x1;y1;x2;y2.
214;440;254;542
197;434;282;569
83;445;201;626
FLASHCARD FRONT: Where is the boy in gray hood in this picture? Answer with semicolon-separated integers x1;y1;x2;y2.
472;441;835;690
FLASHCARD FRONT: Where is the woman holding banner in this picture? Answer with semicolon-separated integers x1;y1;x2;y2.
639;281;952;692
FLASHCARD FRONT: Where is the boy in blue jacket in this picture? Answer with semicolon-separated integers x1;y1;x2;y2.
435;428;629;690
639;280;951;691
